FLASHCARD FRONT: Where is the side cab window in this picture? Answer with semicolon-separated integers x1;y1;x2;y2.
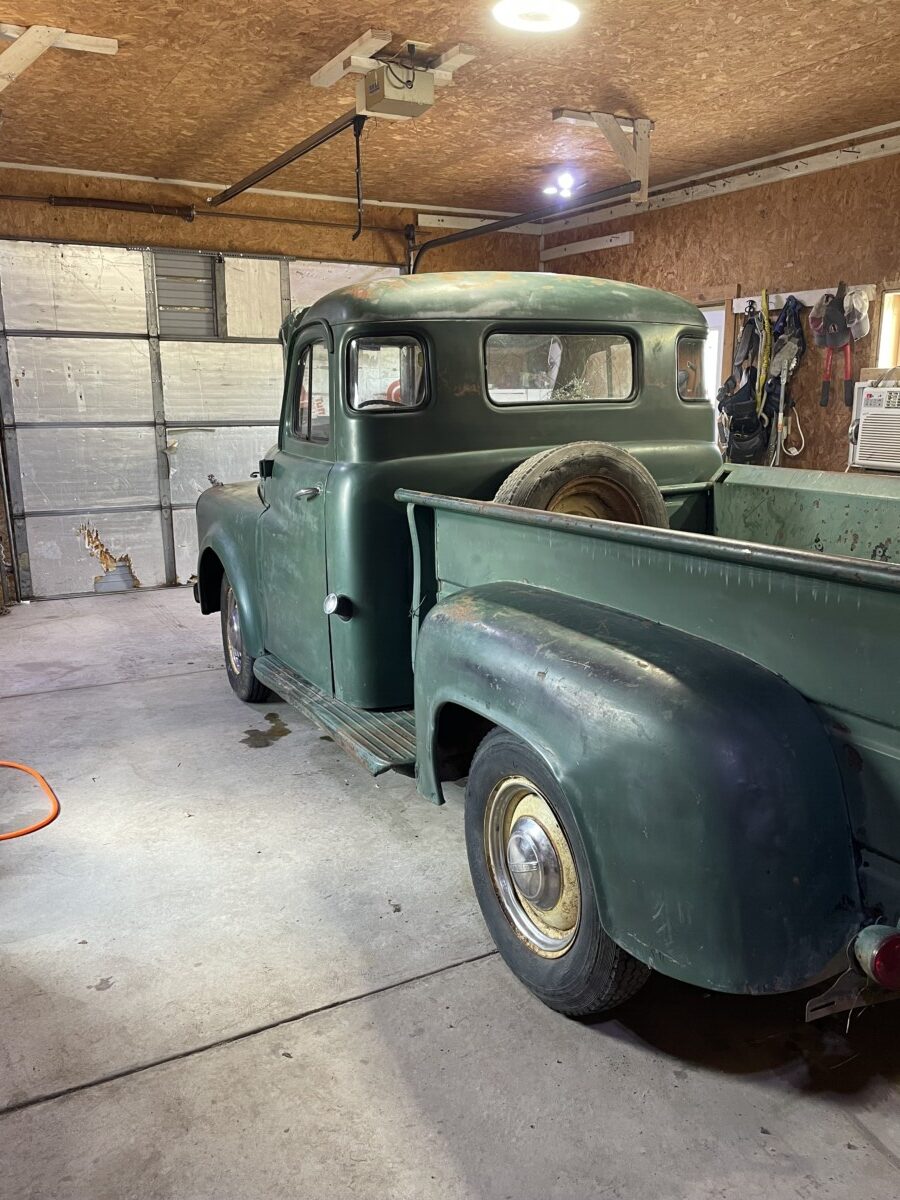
289;339;331;444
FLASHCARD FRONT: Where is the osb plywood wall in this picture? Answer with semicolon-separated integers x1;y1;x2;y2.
0;170;537;273
551;155;900;471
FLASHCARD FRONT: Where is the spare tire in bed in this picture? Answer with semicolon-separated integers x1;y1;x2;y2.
494;441;669;528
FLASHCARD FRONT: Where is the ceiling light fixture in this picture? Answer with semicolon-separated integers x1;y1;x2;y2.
557;170;574;190
559;188;572;198
492;1;581;33
542;185;559;195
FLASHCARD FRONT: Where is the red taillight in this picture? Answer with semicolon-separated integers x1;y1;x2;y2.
854;926;900;990
871;934;900;990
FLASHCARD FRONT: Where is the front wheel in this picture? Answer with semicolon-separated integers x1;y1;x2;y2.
220;575;270;703
465;728;650;1017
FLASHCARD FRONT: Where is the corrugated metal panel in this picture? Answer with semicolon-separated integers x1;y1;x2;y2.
223;258;284;338
17;427;160;510
26;510;167;597
288;260;400;309
166;426;277;505
154;251;216;337
0;241;148;333
160;341;283;420
7;337;153;423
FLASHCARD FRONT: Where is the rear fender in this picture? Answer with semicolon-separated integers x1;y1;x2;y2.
415;582;862;994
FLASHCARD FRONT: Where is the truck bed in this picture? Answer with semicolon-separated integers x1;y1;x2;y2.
400;467;900;887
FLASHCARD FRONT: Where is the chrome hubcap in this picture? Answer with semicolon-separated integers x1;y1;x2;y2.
225;586;243;674
506;816;562;909
484;775;580;958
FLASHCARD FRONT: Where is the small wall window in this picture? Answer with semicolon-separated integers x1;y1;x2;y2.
349;336;426;410
877;290;900;368
486;331;633;405
293;341;330;443
153;251;218;337
677;336;709;401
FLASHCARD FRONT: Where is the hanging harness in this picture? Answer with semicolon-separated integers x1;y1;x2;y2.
717;293;806;463
717;298;767;463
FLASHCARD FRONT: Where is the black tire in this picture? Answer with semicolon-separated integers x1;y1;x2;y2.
220;574;270;703
495;440;669;528
465;728;650;1017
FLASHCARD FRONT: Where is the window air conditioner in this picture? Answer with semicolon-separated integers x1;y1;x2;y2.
849;379;900;471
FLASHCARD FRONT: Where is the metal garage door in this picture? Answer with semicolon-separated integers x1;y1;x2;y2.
0;241;398;598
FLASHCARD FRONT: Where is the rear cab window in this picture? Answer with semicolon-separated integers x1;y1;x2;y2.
349;335;427;411
486;331;633;405
677;336;709;401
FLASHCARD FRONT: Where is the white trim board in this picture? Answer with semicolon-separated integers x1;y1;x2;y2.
732;285;877;313
416;213;542;236
540;231;633;262
541;133;900;237
0;160;516;219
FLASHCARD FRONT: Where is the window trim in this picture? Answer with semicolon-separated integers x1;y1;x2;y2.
345;331;430;415
676;331;711;403
284;335;331;447
482;325;638;408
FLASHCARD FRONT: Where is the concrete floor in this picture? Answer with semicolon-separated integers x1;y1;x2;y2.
1;590;898;1199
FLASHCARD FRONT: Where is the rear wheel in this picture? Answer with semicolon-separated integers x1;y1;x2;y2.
220;575;269;703
465;728;650;1016
495;441;669;528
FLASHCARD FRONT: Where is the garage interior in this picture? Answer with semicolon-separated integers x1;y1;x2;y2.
2;3;900;1197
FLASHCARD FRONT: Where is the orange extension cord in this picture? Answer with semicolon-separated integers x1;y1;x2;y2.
0;761;60;840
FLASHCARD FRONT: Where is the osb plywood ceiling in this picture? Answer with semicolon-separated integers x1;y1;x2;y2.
0;1;898;211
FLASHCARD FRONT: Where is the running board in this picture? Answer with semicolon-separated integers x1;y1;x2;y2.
252;655;416;776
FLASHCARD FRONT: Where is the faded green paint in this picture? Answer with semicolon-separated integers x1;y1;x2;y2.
197;271;720;709
403;486;900;992
413;581;860;993
301;270;704;328
715;464;900;562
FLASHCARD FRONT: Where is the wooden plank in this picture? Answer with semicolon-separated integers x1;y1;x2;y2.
732;285;877;312
0;23;117;54
0;25;64;92
310;29;391;87
540;230;634;262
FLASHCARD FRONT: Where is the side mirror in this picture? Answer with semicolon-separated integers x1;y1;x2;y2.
258;458;274;479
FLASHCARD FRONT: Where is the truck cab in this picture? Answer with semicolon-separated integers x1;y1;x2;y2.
197;271;720;710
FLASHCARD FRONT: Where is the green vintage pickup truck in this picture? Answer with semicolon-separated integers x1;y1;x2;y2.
195;271;900;1020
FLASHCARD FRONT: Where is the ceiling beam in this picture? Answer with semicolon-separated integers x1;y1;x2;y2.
0;25;64;92
0;23;118;54
310;29;391;87
552;108;653;205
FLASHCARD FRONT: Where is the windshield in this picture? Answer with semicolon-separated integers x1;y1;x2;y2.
486;331;633;405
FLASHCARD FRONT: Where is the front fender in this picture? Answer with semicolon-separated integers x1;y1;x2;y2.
415;582;862;994
196;483;265;658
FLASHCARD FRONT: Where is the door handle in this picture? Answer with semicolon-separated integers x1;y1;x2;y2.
293;486;321;501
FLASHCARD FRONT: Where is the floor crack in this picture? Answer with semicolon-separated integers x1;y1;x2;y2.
0;950;498;1119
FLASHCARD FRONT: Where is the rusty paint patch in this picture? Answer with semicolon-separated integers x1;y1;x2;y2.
78;524;141;591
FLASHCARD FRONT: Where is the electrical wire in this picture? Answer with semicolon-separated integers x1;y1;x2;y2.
1;761;60;840
385;61;415;90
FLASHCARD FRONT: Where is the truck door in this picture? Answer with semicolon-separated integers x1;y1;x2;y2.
257;333;334;692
